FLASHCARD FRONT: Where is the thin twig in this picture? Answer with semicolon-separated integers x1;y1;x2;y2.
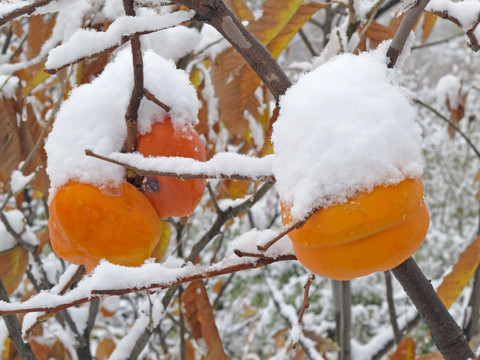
0;0;53;27
257;214;312;252
384;270;402;344
0;280;37;360
292;273;315;349
413;98;480;160
144;88;171;112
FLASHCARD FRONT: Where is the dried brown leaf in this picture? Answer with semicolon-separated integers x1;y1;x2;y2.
26;15;56;60
390;337;416;360
0;246;29;296
95;338;116;360
211;0;325;137
224;0;255;21
437;235;480;309
181;280;230;360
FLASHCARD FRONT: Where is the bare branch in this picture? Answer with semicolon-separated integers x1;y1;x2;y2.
292;273;315;349
0;280;37;360
428;10;480;51
392;257;474;359
386;0;431;68
144;88;171;112
384;270;402;344
413;98;480;160
170;0;292;101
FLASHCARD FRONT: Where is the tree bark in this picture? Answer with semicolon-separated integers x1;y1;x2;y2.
392;257;474;359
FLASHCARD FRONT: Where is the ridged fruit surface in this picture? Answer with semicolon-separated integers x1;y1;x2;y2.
282;178;430;280
137;116;206;219
49;181;161;272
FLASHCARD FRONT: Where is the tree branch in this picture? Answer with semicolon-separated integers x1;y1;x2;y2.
391;257;474;359
122;0;144;153
170;0;292;101
0;280;37;360
386;0;430;68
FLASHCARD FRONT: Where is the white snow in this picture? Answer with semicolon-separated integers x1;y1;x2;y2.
44;48;199;198
0;75;19;98
144;25;201;61
1;209;38;249
233;229;294;258
272;49;424;220
10;169;36;194
45;11;195;70
436;74;462;109
106;151;274;180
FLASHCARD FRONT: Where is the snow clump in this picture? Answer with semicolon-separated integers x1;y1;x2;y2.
272;49;424;220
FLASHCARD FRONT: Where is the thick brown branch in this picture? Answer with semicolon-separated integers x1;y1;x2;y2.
392;257;474;359
170;0;292;101
386;0;430;68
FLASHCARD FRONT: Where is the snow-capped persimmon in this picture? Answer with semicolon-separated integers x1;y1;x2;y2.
282;178;430;281
48;182;162;272
137;116;207;219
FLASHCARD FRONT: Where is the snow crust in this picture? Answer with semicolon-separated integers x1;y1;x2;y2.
45;11;194;70
436;74;461;109
108;151;274;180
10;169;36;194
44;48;199;197
272;50;424;220
0;210;38;252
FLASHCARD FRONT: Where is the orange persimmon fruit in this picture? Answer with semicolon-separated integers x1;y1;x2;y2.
48;181;162;272
137;116;206;219
282;178;430;280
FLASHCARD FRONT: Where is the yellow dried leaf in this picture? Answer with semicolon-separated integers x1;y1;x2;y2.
474;169;480;182
211;1;327;137
150;221;171;262
390;337;416;360
225;0;255;21
22;66;50;97
421;12;438;44
416;350;443;359
437;235;480;309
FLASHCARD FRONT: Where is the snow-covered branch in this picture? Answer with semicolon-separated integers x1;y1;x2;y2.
85;150;276;182
0;250;295;317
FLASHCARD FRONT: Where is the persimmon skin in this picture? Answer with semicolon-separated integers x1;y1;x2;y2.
48;182;161;272
137;116;207;219
282;178;430;280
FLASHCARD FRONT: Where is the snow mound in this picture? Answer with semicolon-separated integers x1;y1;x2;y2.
272;50;424;220
45;48;199;199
